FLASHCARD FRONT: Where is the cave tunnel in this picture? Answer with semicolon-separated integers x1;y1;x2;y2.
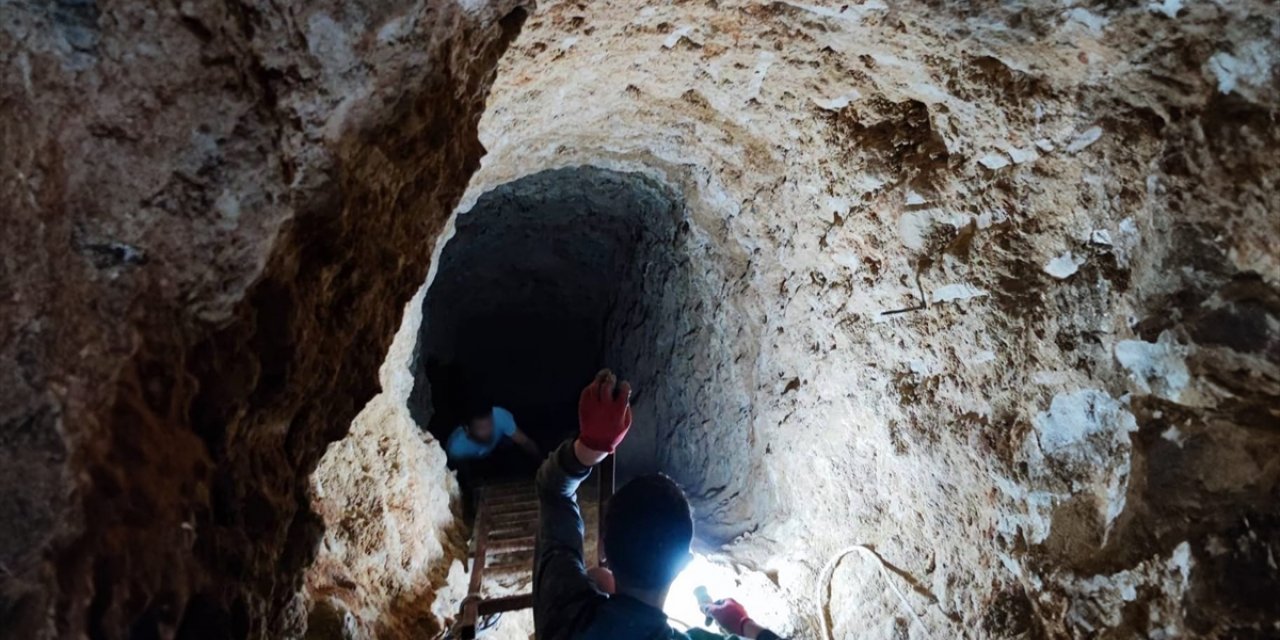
408;166;689;482
9;0;1280;638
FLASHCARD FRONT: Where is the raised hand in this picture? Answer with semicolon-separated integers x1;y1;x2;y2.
704;598;751;636
577;369;632;454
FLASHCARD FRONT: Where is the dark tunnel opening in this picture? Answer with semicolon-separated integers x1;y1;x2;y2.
408;166;689;481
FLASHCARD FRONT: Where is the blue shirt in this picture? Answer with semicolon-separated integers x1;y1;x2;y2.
446;406;517;461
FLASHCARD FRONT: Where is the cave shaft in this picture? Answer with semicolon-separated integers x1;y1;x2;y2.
4;0;1279;638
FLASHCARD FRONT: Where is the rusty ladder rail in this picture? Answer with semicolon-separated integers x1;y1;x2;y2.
456;455;615;639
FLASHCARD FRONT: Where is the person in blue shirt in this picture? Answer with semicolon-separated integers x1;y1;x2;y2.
445;402;540;463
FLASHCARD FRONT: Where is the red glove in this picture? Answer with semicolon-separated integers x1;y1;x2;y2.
577;369;632;453
705;598;751;636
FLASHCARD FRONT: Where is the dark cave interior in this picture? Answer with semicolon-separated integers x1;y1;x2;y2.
408;167;687;479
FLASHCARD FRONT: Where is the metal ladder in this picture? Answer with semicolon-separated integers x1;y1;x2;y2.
455;456;615;639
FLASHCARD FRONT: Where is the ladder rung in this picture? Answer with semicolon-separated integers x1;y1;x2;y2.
487;548;533;564
488;536;535;552
486;560;532;574
490;499;536;509
490;510;537;522
491;510;538;524
485;483;534;495
485;487;535;499
489;524;536;539
478;593;533;615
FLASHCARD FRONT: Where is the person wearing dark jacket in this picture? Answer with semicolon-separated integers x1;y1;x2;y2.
533;370;784;640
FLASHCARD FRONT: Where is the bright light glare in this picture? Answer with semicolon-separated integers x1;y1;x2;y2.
663;553;745;632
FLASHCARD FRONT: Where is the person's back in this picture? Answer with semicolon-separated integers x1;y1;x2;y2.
573;595;690;640
445;405;515;461
534;371;784;640
445;403;540;466
533;371;691;640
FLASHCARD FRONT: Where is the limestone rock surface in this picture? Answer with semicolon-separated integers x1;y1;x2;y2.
304;288;467;639
455;1;1280;636
6;0;1280;638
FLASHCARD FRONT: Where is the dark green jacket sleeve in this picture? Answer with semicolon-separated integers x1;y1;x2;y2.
532;439;607;638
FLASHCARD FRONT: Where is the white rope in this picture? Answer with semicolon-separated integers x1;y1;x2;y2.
817;545;930;640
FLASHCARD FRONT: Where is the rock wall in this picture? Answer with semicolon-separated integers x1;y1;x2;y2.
6;0;1278;638
0;1;528;637
304;288;467;640
460;1;1280;637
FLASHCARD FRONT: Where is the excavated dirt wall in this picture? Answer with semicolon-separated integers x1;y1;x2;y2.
0;2;528;638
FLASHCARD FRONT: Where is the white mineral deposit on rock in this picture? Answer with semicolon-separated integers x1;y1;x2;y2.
1045;251;1086;279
